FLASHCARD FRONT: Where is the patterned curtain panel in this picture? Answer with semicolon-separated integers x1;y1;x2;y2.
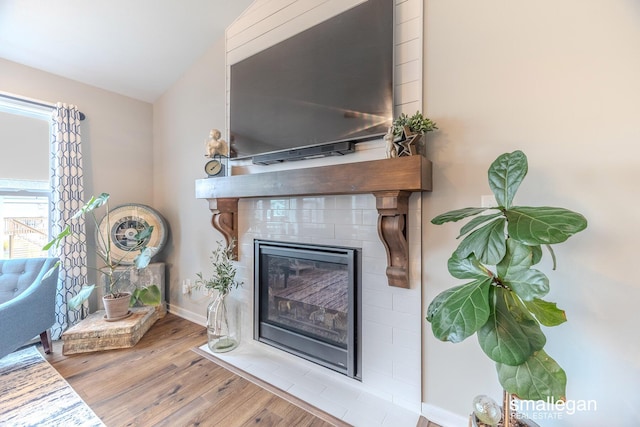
49;103;87;339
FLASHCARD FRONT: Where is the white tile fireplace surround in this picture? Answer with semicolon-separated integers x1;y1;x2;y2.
206;193;424;426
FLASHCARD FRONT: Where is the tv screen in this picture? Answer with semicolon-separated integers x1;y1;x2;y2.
230;0;393;163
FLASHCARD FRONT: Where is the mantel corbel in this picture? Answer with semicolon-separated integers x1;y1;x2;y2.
374;190;411;288
207;198;239;259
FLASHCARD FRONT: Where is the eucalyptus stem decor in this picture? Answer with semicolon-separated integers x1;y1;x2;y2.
196;240;243;352
427;151;587;424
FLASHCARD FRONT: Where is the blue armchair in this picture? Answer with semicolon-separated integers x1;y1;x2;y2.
0;257;59;360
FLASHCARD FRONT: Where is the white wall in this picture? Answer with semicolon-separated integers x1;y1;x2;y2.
423;0;640;425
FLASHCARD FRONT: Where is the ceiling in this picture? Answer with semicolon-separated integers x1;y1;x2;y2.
0;0;254;103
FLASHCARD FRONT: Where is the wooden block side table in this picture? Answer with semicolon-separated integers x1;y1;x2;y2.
62;306;165;355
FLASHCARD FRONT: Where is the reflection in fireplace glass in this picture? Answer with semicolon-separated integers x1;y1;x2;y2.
266;255;348;347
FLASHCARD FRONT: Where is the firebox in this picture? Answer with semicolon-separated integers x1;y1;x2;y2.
254;240;361;379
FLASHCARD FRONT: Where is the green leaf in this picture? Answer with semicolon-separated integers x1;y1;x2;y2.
478;288;546;365
504;268;549;301
457;212;503;239
524;298;567;327
43;226;71;250
132;285;162;306
134;225;154;243
447;254;488;280
506;206;588;245
488;150;528;209
454;218;506;265
495;240;549;301
72;193;109;219
134;247;157;269
42;261;61;280
496;239;536;277
532;245;543;265
496;349;567;401
68;284;96;310
426;278;492;343
432;207;488;225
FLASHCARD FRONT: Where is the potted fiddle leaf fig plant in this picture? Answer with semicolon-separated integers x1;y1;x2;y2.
44;193;161;320
427;150;587;426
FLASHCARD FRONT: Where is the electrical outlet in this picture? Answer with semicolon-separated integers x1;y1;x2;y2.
182;279;191;295
481;195;496;208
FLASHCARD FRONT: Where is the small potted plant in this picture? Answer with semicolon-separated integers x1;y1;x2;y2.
195;239;243;353
427;151;587;426
44;193;161;320
389;111;438;156
392;110;438;137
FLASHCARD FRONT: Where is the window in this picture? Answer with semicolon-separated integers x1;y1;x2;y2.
0;94;53;259
0;181;49;259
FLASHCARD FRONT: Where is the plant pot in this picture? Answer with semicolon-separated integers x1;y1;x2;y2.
206;292;239;353
103;292;131;320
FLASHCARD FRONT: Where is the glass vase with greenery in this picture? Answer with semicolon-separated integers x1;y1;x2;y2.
196;239;243;352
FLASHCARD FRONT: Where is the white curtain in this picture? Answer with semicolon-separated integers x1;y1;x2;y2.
49;103;87;339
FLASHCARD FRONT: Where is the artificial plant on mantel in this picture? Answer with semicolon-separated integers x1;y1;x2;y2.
427;151;587;424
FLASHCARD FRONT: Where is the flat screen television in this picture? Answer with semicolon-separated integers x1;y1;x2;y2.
229;0;393;164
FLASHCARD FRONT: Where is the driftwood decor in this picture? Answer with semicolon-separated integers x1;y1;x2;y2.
195;156;432;288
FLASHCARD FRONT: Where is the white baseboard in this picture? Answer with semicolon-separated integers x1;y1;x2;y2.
422;403;469;427
167;304;206;326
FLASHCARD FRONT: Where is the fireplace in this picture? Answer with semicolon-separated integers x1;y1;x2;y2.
254;240;361;379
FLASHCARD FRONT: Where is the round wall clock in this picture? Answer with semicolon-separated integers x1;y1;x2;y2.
97;204;168;265
205;159;225;177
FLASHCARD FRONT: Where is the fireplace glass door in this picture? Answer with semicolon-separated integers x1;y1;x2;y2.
254;240;360;379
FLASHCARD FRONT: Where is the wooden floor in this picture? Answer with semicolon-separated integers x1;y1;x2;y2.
45;313;342;427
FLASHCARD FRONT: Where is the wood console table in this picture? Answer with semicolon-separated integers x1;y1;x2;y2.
195;156;432;288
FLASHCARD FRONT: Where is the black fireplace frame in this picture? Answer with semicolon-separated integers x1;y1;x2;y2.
254;239;361;380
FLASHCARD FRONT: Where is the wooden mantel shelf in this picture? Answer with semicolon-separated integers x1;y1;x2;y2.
195;156;432;288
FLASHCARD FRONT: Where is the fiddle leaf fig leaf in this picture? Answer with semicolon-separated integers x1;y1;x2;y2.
68;284;96;310
447;254;488;280
488;150;528;209
524;298;567;327
496;239;536;278
457;212;503;239
427;278;492;343
532;245;543;265
504;268;549;301
506;207;588;245
432;207;488;225
454;218;506;265
497;349;567;401
478;288;546;365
